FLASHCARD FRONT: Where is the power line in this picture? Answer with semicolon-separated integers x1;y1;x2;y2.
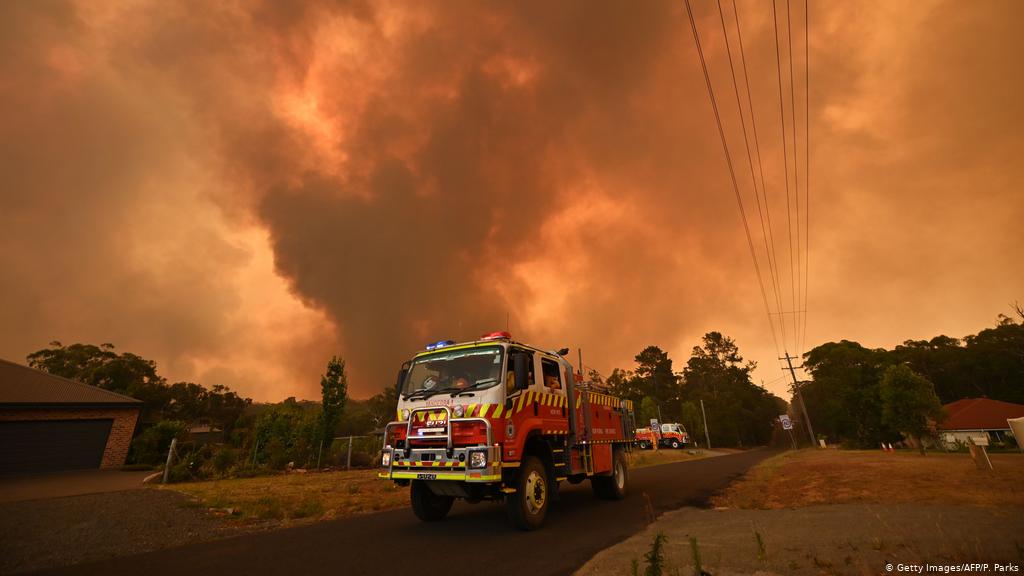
715;0;783;359
802;0;811;357
729;0;788;354
770;0;798;358
683;0;780;362
786;0;803;358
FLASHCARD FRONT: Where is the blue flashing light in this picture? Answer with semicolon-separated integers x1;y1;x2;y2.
426;339;456;351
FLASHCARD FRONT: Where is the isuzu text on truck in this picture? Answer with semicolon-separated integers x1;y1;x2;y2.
379;332;636;530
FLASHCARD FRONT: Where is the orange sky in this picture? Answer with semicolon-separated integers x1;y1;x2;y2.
1;0;1021;401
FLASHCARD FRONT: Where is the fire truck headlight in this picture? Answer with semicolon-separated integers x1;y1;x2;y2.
453;405;465;418
381;450;391;467
468;450;487;469
400;409;410;421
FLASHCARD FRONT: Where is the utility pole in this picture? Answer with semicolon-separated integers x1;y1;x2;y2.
699;399;711;450
781;352;816;446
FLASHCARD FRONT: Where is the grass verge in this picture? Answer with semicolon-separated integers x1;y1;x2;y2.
164;447;720;526
713;448;1024;509
629;447;712;469
164;469;407;524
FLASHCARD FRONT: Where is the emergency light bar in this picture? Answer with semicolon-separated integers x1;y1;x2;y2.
480;331;512;341
425;340;456;350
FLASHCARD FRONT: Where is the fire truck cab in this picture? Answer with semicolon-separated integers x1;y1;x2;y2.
379;332;635;530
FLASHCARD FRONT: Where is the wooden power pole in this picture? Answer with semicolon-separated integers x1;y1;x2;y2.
781;352;816;446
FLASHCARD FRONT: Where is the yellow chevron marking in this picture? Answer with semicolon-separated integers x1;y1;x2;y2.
468;404;478;417
492;404;503;418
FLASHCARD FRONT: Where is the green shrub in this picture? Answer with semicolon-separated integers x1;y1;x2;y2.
252;404;321;470
212;448;237;476
254;496;285;519
292;497;326;519
130;420;188;465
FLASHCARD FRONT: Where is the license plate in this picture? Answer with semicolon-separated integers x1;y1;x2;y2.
416;473;437;480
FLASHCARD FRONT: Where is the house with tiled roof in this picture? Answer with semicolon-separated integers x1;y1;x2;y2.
938;397;1024;449
0;359;142;474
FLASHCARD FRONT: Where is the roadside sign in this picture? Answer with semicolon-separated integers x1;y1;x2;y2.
779;415;793;430
650;419;659;429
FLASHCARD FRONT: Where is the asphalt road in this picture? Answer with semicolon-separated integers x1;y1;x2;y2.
39;449;774;576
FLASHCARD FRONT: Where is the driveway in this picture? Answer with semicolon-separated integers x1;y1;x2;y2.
0;469;152;503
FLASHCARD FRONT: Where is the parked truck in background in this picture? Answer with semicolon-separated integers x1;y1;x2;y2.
379;332;635;530
635;422;690;449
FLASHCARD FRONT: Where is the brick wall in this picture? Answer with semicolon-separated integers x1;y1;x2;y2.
0;407;141;469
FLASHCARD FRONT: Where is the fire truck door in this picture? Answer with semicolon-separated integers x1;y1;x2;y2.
539;357;567;431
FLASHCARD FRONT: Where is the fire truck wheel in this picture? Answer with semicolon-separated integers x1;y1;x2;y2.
670;439;680;449
410;480;454;522
638;440;650;450
506;456;548;530
592;449;628;500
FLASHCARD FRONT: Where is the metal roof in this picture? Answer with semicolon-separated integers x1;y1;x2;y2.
0;358;142;407
939;397;1024;431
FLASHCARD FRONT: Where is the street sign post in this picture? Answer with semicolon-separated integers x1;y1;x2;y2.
779;415;796;449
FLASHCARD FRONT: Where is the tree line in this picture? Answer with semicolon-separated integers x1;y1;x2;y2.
25;342;396;476
801;307;1024;449
604;332;786;448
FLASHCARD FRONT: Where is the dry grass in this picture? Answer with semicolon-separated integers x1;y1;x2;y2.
713;448;1024;509
165;448;719;525
164;469;408;525
629;448;711;469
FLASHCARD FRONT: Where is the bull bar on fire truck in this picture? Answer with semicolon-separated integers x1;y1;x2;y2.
379;406;502;483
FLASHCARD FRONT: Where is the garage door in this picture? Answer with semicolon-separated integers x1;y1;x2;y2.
0;419;113;475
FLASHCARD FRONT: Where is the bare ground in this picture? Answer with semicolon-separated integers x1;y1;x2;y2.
0;489;238;574
575;504;1024;576
577;450;1024;576
714;449;1024;509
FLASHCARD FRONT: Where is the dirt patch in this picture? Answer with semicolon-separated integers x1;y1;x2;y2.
0;489;238;574
714;449;1024;509
165;469;408;524
576;504;1024;576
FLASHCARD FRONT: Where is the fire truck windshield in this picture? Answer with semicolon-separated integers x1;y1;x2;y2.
401;346;505;399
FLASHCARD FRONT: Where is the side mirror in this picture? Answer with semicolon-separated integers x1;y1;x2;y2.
513;354;530;390
396;362;410;395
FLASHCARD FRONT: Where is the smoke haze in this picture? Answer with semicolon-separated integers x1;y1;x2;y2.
2;0;1021;400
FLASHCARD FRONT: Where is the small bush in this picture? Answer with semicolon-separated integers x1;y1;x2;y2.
292;497;326;519
212;448;237;476
254;496;285;520
130;420;188;465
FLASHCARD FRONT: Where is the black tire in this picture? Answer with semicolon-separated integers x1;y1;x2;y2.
670;439;680;449
638;440;650;450
592;449;628;500
506;456;549;530
410;480;454;522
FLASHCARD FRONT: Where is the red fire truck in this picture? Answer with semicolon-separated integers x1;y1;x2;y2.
379;332;636;530
635;423;690;449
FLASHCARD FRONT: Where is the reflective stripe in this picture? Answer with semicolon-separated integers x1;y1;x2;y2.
389;471;502;482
